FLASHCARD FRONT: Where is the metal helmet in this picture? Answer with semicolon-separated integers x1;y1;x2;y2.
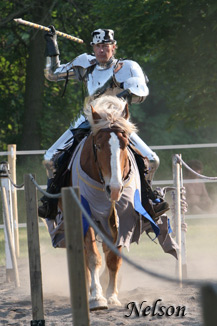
90;29;117;46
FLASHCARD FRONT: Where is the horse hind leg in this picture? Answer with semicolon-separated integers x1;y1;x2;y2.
84;227;108;311
104;244;122;306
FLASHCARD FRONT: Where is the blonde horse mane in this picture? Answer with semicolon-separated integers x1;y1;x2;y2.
84;95;138;135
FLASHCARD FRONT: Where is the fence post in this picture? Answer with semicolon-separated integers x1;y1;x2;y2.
179;154;187;279
172;155;182;286
201;283;217;326
24;174;45;326
0;162;15;282
8;144;19;258
61;186;90;326
2;187;20;287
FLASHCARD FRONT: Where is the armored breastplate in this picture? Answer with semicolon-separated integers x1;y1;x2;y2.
86;59;117;96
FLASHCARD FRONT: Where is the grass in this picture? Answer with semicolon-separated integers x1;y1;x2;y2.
1;217;217;268
0;225;52;266
0;155;47;225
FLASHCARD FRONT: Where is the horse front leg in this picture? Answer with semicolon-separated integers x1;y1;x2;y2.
103;243;122;306
84;227;108;311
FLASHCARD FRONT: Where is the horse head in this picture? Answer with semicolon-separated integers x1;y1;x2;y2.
84;95;137;202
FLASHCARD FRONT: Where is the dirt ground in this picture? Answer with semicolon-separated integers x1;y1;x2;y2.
0;254;205;326
1;216;217;326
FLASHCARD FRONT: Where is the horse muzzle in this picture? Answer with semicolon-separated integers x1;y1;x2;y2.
106;183;124;202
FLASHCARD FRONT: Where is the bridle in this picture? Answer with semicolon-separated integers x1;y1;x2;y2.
92;127;130;184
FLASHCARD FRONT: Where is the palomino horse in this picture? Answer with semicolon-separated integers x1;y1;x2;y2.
70;95;154;310
47;95;177;311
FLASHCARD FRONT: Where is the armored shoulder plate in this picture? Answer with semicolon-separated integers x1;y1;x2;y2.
114;60;149;97
72;53;96;69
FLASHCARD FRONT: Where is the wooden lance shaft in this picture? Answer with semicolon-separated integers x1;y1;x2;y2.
14;18;84;44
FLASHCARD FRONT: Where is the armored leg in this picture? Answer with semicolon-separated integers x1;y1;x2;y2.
130;132;169;220
38;114;90;219
130;132;159;183
38;128;76;219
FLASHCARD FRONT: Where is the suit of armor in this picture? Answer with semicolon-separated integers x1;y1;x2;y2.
44;52;159;181
38;27;169;221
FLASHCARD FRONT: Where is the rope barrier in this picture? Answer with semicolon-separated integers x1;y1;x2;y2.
29;174;61;199
2;156;217;286
6;174;24;189
176;154;217;180
68;186;215;287
0;162;24;189
27;173;216;287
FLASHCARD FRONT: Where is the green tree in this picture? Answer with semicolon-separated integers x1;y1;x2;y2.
1;0;217;152
91;0;217;139
0;0;94;150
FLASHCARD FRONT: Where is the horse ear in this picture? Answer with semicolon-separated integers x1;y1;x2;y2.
91;105;101;122
122;103;129;120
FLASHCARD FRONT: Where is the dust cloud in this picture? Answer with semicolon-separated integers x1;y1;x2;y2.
39;213;217;297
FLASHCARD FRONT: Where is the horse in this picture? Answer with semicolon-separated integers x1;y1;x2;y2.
46;95;177;311
71;95;139;310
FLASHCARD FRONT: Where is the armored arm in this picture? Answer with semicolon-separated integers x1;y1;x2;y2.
44;53;96;82
44;26;96;82
44;56;75;82
44;25;74;82
115;60;149;104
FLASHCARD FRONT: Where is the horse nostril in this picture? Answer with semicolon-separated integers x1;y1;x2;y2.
106;185;111;195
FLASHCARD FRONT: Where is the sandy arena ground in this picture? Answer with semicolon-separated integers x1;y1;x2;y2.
0;257;202;326
0;216;217;325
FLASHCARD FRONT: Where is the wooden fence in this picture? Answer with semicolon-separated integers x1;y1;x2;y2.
1;144;217;325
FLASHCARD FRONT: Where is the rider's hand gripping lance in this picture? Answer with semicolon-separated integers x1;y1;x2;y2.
14;18;84;44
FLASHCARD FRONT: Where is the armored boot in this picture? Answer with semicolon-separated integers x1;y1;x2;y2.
38;178;59;219
131;147;170;222
38;160;59;219
140;180;170;222
38;153;71;219
38;195;58;219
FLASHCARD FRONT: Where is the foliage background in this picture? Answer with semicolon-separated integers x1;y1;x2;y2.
1;0;217;183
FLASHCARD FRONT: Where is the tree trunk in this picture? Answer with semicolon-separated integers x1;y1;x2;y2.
20;3;51;150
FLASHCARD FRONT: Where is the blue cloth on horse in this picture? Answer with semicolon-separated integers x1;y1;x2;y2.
167;218;172;234
134;189;160;238
81;195;90;236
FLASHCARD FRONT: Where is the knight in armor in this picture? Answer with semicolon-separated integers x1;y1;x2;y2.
39;26;169;220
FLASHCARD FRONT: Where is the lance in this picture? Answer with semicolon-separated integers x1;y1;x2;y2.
14;18;84;44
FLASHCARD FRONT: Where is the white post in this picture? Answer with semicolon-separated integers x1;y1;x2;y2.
173;155;182;286
179;154;187;278
0;163;15;282
2;187;20;287
8;144;19;258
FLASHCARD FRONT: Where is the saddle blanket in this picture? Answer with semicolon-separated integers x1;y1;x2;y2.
46;137;178;258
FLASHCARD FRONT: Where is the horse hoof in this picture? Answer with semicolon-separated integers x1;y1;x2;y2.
89;297;108;311
107;295;122;307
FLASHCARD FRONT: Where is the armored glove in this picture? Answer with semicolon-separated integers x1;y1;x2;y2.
44;25;60;56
